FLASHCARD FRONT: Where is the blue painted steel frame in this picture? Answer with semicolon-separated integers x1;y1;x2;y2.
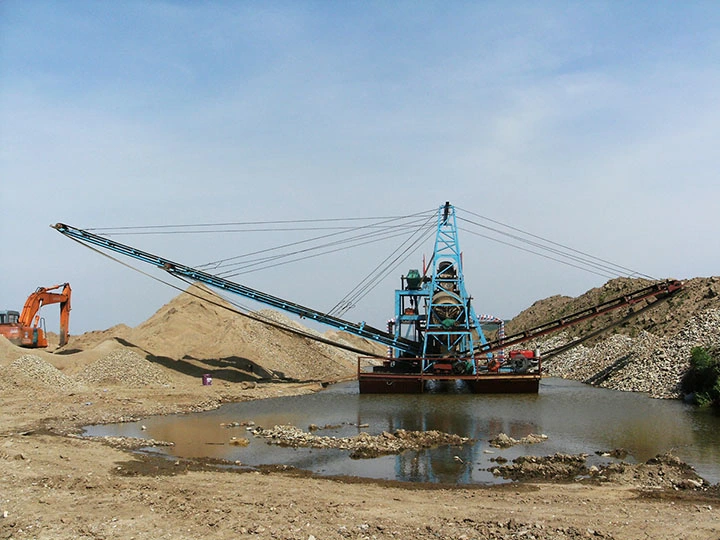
421;203;488;371
53;223;420;355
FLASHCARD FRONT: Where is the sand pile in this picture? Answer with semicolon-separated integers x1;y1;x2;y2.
116;283;379;382
65;324;133;351
0;282;384;388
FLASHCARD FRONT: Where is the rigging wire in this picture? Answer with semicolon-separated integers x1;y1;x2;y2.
328;214;437;317
456;206;655;280
195;210;435;270
84;215;428;232
219;226;427;279
93;225;425;235
458;226;618;279
213;216;433;276
458;216;631;278
333;224;437;318
60;234;382;358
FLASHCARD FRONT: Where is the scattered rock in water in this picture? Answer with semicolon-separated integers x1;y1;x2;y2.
595;448;628;459
489;432;548;448
91;436;175;450
597;452;711;490
491;451;711;490
229;438;249;446
252;425;470;459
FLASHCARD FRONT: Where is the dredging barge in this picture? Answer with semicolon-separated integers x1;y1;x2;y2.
53;202;682;395
355;203;681;393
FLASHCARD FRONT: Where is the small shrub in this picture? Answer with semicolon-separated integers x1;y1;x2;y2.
682;346;720;408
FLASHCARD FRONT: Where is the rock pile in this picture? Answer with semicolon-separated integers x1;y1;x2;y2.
508;277;720;342
448;520;616;540
89;435;175;450
253;425;470;459
492;453;589;482
491;452;711;490
541;308;720;398
489;432;548;448
4;355;77;391
75;350;172;387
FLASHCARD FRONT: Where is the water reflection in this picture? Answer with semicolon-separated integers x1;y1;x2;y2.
85;378;720;485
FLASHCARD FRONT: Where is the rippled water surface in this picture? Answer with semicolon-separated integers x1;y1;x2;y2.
85;378;720;484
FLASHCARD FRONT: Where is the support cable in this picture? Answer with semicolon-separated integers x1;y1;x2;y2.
216;218;432;277
85;214;432;233
330;218;437;317
458;226;618;279
220;227;425;279
456;206;655;280
459;218;629;278
60;235;382;358
196;210;435;270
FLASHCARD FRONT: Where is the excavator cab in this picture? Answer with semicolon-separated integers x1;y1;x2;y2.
0;311;20;324
0;284;71;348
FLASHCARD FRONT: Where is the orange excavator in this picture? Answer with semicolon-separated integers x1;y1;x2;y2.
0;283;71;348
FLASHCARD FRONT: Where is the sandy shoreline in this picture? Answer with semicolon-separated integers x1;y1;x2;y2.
2;377;719;540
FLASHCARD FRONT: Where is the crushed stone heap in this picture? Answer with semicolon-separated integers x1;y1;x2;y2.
540;308;720;398
76;349;173;387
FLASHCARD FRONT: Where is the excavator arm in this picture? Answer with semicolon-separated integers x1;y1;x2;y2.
17;283;72;347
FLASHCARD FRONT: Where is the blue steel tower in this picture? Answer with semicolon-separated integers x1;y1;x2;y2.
421;202;487;372
392;202;488;374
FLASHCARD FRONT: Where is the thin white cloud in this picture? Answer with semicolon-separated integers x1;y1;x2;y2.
1;2;719;332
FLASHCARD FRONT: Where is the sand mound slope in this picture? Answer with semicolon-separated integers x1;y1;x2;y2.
118;283;374;382
1;282;383;387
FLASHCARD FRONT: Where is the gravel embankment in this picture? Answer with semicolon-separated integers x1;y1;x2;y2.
541;308;720;398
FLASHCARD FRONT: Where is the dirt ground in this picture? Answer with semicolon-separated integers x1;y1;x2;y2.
2;377;719;540
2;284;719;540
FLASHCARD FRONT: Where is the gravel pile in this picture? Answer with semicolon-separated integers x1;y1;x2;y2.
491;453;589;482
4;355;78;391
489;432;548;448
254;309;362;364
76;350;172;387
490;452;710;490
542;308;720;398
253;425;470;459
244;309;360;381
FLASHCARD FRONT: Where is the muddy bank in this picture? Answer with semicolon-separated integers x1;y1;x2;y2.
490;452;714;491
2;377;720;540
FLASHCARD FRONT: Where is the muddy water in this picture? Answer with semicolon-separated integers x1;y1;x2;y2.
85;378;720;485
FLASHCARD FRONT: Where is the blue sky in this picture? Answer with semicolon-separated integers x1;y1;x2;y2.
1;1;719;335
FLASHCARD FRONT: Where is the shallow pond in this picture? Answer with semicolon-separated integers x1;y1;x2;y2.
84;378;720;485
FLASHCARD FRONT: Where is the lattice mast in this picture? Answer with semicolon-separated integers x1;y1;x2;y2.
421;202;488;372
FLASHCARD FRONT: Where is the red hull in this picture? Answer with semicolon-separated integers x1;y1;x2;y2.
358;373;540;394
